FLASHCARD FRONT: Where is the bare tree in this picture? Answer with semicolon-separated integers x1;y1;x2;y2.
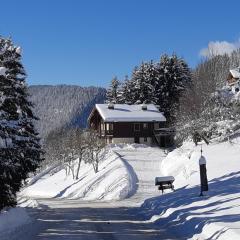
42;128;67;169
73;128;88;179
85;130;106;173
42;128;77;179
42;128;106;179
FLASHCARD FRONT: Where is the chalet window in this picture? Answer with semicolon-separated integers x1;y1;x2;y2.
134;123;140;131
144;137;147;142
143;123;148;129
107;123;113;131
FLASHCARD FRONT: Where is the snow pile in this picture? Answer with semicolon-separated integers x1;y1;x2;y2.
17;196;39;208
141;139;240;240
20;149;135;201
109;143;150;150
0;208;31;238
161;141;199;187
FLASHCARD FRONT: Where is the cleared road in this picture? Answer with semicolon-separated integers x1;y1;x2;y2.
7;199;177;240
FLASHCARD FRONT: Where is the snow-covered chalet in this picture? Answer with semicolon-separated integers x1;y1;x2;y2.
88;103;174;147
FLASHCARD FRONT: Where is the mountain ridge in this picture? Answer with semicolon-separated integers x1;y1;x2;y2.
28;85;106;138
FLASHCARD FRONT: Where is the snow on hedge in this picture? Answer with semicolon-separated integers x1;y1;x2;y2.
141;139;240;240
20;149;136;201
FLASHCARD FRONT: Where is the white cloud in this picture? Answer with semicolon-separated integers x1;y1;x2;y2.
200;40;240;57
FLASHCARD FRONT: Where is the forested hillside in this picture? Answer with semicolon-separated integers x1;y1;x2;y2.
28;85;106;138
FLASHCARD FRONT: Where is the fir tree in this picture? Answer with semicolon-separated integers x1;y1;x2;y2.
131;62;154;104
154;54;191;122
0;37;43;210
118;75;130;104
106;76;121;103
113;54;191;122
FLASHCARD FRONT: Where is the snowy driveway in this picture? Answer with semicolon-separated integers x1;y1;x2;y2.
7;199;177;240
113;145;166;206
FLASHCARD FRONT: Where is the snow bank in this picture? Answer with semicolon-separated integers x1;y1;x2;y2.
20;149;135;201
0;208;31;237
141;139;240;240
109;143;150;150
17;196;39;208
161;141;199;188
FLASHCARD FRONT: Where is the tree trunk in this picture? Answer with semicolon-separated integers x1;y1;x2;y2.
70;166;75;180
76;155;82;180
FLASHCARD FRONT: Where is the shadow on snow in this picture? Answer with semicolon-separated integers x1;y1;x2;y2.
140;171;240;239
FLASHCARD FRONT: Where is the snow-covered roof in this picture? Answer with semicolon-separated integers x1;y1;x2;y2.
95;104;166;122
230;68;240;79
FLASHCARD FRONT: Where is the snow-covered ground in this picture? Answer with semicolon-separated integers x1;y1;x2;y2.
0;144;172;240
2;141;240;239
141;139;240;240
20;149;135;201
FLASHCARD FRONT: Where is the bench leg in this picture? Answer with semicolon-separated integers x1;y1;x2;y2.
159;184;164;194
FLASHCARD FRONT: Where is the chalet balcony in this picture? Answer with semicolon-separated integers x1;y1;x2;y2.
153;127;175;136
153;128;175;148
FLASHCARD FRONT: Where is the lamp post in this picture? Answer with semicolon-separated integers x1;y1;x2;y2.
199;147;208;196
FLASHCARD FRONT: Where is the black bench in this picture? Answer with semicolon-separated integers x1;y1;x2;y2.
155;176;175;194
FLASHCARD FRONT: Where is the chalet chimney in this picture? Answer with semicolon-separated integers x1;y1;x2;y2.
141;104;147;111
108;103;114;110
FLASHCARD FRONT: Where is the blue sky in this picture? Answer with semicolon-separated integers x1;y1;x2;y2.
0;0;239;87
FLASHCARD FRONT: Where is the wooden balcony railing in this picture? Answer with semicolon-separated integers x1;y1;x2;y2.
105;130;114;136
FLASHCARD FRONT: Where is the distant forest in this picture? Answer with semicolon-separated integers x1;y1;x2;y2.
28;85;106;138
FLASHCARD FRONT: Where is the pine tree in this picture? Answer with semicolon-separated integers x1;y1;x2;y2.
118;75;129;104
0;37;43;210
120;63;155;105
131;62;154;104
115;55;191;122
154;54;191;122
106;77;121;103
